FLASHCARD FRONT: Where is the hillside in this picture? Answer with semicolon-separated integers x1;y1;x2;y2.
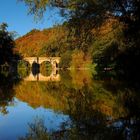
15;26;68;57
15;19;126;69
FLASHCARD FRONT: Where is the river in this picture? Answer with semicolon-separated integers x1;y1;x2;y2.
0;69;140;140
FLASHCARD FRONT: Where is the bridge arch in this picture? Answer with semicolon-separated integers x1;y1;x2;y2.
22;57;61;69
23;57;38;66
17;60;31;78
40;61;52;76
18;59;30;67
18;57;61;81
24;69;60;81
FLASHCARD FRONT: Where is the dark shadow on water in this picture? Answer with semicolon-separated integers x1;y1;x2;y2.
0;70;21;115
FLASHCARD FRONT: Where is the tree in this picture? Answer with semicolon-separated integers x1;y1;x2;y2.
19;0;140;81
19;0;140;48
0;22;8;31
0;23;15;65
19;0;139;21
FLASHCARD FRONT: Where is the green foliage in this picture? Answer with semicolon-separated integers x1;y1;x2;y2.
17;61;30;78
40;61;52;76
71;50;85;68
0;23;16;65
18;0;140;81
71;50;92;69
59;50;72;68
90;19;125;69
18;68;30;78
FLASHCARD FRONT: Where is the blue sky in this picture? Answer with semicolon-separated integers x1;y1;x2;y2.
0;0;65;36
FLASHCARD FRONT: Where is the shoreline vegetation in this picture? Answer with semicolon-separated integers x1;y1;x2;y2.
1;0;140;83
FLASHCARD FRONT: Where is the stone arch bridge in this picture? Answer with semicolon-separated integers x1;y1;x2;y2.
23;57;61;69
24;69;60;82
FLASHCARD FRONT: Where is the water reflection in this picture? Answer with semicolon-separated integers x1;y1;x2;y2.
24;70;60;82
0;98;70;140
18;62;60;82
0;69;140;139
0;71;20;115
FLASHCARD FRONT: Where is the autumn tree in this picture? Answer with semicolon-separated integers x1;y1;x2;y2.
19;0;140;81
19;0;140;52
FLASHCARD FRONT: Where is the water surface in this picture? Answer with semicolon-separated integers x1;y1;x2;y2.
0;70;140;140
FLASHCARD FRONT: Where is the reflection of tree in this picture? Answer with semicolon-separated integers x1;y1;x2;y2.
15;81;68;111
0;73;19;115
40;61;52;76
19;118;49;140
0;22;21;115
15;70;138;118
70;69;92;89
14;70;140;139
62;73;140;139
17;60;30;78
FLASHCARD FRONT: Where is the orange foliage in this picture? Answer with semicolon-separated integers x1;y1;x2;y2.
15;27;67;57
92;18;122;37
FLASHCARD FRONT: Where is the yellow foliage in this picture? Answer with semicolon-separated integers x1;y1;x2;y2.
71;50;92;68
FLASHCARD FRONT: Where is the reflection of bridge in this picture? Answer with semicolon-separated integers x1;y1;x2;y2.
19;57;61;81
24;70;60;81
23;57;61;69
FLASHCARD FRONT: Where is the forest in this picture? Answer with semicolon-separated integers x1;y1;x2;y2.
0;1;140;139
14;0;140;84
1;0;140;83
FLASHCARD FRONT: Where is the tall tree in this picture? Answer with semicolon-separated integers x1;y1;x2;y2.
0;23;15;65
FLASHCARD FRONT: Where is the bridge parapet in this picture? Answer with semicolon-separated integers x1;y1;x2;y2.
22;57;61;68
38;57;61;64
23;57;38;65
